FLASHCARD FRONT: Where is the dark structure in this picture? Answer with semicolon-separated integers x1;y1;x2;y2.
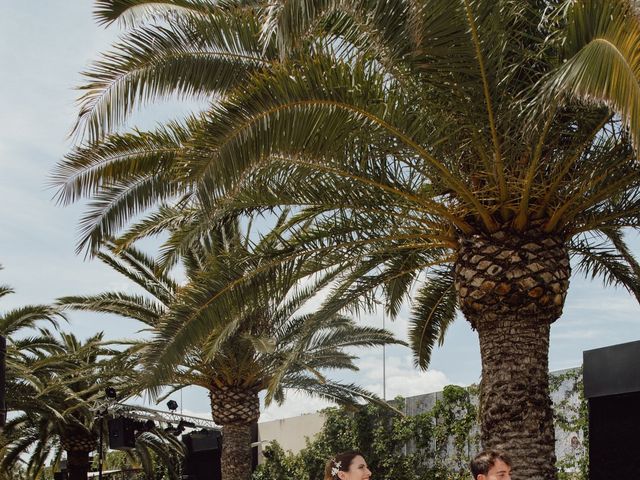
583;340;640;480
107;417;137;450
182;430;222;480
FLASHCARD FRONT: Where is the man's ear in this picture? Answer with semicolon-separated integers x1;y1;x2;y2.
477;475;487;480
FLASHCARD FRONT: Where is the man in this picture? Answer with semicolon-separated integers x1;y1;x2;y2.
470;450;512;480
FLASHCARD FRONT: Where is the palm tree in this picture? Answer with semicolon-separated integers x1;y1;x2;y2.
59;221;401;480
0;268;182;479
55;1;640;478
2;329;184;480
3;332;109;480
0;270;65;477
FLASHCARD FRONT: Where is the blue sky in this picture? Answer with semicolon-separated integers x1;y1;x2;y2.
2;2;640;421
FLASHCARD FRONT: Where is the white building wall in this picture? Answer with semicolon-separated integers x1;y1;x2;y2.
257;412;327;462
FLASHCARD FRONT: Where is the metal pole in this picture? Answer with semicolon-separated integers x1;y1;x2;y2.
382;311;386;400
0;335;6;427
98;410;104;480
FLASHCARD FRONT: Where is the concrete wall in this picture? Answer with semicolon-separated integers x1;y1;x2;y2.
257;412;327;461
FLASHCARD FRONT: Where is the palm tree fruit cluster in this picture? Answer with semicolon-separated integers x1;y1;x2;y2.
455;225;570;324
209;384;260;426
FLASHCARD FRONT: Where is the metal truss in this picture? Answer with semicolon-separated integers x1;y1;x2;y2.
94;400;220;431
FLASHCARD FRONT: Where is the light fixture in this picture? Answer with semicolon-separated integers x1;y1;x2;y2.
178;420;196;429
166;400;178;411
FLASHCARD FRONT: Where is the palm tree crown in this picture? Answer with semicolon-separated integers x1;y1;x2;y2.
54;1;640;479
60;221;401;480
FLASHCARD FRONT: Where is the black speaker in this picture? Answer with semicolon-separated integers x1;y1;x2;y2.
108;417;136;449
184;429;222;453
182;430;222;480
251;422;258;471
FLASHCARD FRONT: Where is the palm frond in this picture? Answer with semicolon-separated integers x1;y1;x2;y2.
408;267;458;370
76;9;271;140
94;0;220;26
546;0;640;153
570;231;640;302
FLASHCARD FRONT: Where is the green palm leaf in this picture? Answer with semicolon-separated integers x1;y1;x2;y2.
409;267;458;370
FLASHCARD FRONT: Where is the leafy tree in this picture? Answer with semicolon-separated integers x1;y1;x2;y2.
55;1;640;478
59;222;401;480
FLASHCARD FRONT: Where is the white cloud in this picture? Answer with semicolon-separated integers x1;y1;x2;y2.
553;329;600;340
356;353;452;399
178;408;215;422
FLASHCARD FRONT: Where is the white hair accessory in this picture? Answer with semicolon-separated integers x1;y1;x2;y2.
331;460;342;477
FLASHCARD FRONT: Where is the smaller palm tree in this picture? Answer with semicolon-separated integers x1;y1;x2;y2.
2;332;107;480
0;272;65;478
2;329;185;480
60;220;402;480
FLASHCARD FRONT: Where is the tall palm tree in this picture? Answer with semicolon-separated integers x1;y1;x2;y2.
59;223;401;480
55;1;640;478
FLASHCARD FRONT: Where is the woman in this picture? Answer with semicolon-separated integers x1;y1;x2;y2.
324;451;372;480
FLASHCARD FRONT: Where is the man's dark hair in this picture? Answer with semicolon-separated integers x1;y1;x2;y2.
470;450;511;478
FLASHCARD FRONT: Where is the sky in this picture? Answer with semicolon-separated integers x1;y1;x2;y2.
1;2;640;423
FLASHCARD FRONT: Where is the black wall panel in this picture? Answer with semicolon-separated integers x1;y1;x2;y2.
588;388;640;478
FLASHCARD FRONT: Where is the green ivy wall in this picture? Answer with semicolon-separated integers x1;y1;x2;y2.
253;368;586;480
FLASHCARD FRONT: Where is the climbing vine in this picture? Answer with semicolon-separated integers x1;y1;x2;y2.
254;371;587;480
551;368;588;480
253;385;479;480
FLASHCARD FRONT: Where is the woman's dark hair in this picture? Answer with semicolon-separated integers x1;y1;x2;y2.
323;451;365;480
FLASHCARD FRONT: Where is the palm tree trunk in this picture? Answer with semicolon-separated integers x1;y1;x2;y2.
477;314;556;480
220;422;254;480
209;383;260;480
455;226;570;480
66;449;91;480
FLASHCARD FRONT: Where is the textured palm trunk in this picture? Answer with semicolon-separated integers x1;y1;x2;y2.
455;226;570;480
66;449;92;480
209;383;260;480
219;422;254;480
62;431;97;480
